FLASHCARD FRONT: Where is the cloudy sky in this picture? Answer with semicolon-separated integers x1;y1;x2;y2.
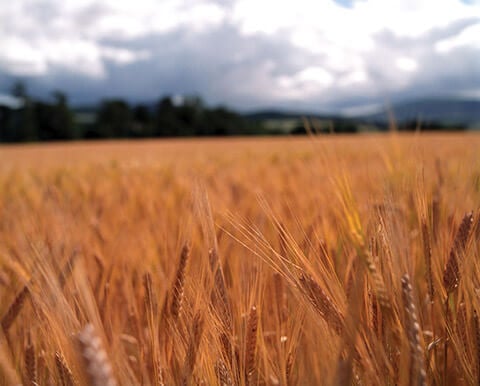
1;0;479;112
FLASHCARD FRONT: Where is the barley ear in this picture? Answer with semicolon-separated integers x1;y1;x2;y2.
421;219;434;302
401;274;427;386
55;351;77;386
170;243;190;321
215;359;233;386
364;250;391;311
2;286;29;333
181;312;205;385
298;273;344;334
77;324;117;386
443;212;474;293
245;305;258;386
25;332;38;386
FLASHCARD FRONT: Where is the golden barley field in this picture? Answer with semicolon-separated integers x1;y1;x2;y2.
0;133;479;385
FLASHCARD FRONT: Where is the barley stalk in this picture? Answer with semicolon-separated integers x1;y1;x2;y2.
473;310;480;385
286;351;294;386
209;248;233;333
143;272;158;318
421;220;434;302
58;249;80;289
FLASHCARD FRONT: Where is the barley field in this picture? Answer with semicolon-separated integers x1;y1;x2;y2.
0;133;479;385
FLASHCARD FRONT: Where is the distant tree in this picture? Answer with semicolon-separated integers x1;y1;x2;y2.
97;99;133;138
34;101;54;139
11;81;27;99
132;104;152;137
0;106;14;142
10;81;38;141
51;91;74;139
203;107;247;136
154;96;181;136
28;91;74;141
332;119;358;133
177;95;204;135
183;95;204;111
0;83;24;141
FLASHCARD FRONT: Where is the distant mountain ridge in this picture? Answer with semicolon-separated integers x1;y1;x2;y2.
361;98;480;128
244;98;480;130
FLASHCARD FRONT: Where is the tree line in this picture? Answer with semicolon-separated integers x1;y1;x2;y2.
0;82;264;142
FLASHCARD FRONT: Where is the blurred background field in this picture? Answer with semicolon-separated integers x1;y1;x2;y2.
0;133;479;384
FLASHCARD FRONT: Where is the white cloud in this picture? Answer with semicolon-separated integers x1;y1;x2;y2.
395;57;418;73
102;47;151;65
64;0;227;39
0;0;225;78
435;22;480;52
296;67;334;86
0;35;151;78
229;0;479;106
0;0;479;109
0;37;47;76
339;70;368;87
276;66;334;99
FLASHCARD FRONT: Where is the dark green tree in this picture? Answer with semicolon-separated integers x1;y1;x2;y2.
132;104;153;137
10;81;38;141
30;91;74;141
51;91;74;139
177;95;204;136
154;96;181;136
97;99;133;138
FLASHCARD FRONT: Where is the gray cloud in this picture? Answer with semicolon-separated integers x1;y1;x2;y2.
1;0;479;111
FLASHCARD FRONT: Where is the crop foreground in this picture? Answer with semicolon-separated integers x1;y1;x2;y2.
0;134;479;385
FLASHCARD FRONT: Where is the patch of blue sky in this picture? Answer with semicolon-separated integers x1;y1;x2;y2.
333;0;354;8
